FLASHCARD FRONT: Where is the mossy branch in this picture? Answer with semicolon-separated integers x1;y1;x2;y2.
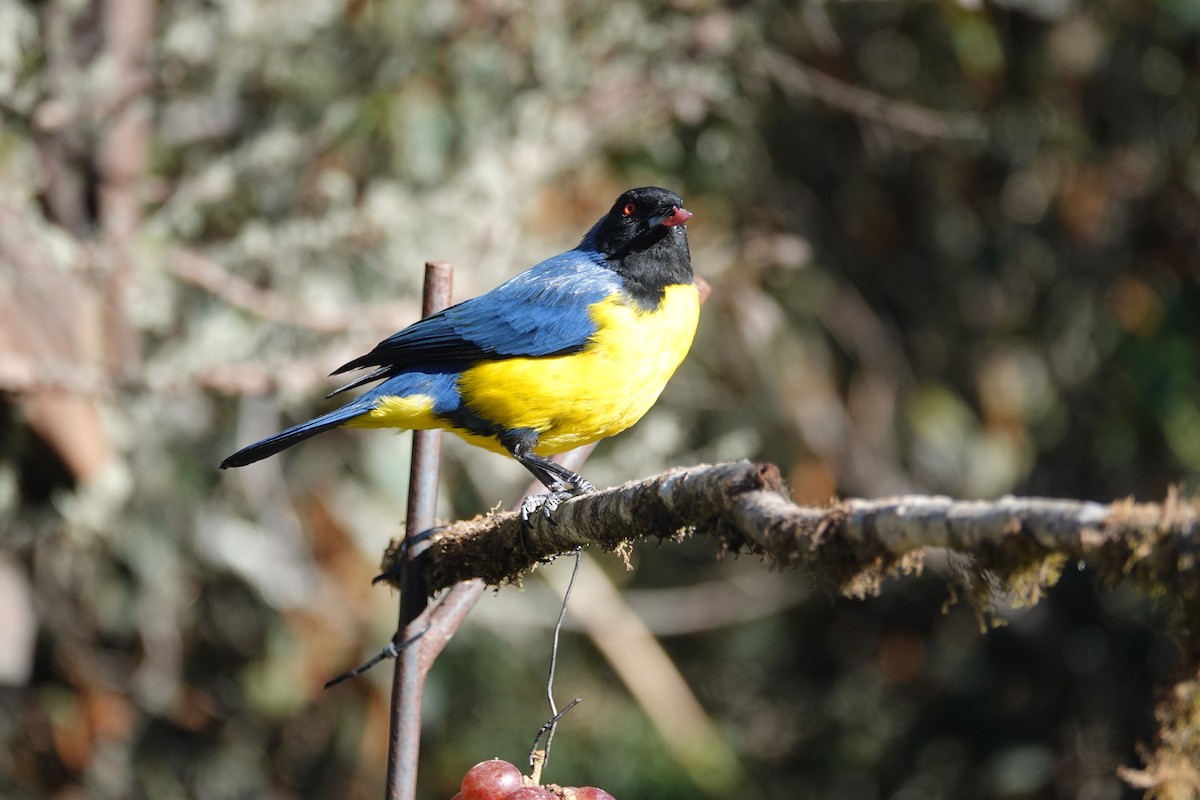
382;459;1200;799
385;459;1198;609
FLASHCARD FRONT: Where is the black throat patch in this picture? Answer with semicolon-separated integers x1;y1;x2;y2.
607;226;693;311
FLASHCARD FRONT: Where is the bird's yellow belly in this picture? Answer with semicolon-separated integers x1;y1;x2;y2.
455;283;700;455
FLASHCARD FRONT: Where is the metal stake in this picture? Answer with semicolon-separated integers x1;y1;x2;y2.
385;261;453;800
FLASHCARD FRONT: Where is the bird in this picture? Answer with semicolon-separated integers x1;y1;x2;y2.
220;186;699;518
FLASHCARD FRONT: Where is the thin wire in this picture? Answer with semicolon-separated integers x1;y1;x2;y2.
528;698;582;761
532;547;583;771
324;619;432;688
324;586;450;688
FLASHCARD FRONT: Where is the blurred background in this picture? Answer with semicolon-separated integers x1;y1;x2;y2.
1;0;1197;797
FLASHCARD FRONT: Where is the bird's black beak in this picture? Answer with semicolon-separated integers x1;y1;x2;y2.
652;206;693;228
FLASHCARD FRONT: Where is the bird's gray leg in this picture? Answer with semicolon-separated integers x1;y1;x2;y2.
505;438;596;524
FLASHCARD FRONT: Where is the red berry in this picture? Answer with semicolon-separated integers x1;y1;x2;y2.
461;759;523;800
504;788;555;800
568;789;616;800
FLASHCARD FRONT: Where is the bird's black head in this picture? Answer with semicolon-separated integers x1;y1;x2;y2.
591;187;691;258
586;186;694;307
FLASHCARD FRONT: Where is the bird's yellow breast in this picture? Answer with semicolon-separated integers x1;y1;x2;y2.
454;283;700;455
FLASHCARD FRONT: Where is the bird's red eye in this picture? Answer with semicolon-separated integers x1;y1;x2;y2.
622;202;635;216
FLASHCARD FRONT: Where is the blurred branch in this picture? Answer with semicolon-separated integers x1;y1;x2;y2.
97;0;156;378
170;249;417;333
0;360;109;395
758;51;987;141
0;347;353;398
33;72;155;133
469;571;807;637
541;556;742;792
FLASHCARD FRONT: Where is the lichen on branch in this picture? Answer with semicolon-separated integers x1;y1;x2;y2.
385;460;1200;616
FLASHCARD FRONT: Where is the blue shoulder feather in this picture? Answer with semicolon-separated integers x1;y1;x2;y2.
328;249;618;394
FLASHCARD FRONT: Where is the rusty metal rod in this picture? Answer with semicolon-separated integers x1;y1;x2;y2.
385;261;453;800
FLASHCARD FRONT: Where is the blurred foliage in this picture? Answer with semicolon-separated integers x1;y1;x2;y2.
1;0;1199;798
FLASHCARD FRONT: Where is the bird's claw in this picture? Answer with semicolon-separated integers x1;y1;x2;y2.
520;489;572;527
518;477;597;527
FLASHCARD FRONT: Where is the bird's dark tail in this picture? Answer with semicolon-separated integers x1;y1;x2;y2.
219;399;372;469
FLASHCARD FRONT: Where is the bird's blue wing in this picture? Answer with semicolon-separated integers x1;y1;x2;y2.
327;250;618;395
